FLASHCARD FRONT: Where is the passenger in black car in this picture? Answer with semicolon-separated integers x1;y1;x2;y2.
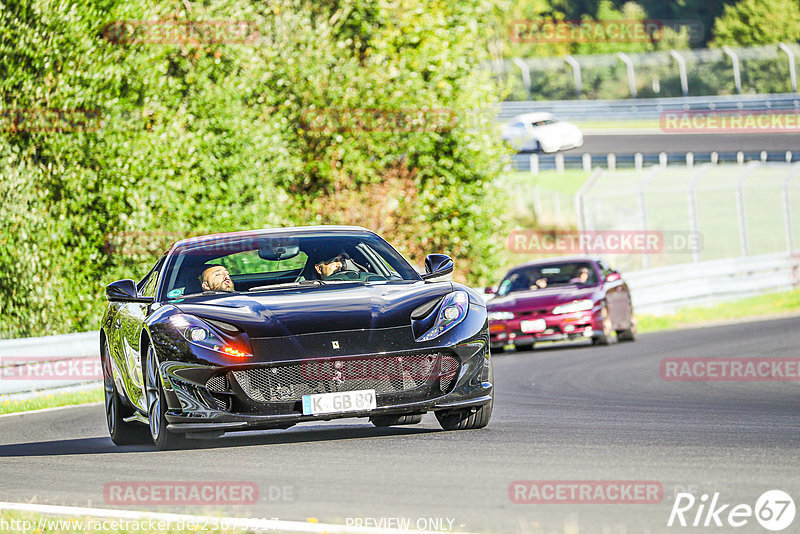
200;265;235;292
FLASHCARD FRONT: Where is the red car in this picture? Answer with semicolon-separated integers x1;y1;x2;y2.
486;257;636;351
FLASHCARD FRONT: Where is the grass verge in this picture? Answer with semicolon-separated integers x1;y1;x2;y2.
637;288;800;333
0;386;103;415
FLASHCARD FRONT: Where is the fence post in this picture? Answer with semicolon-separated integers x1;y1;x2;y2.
670;50;689;97
555;153;565;174
687;165;709;262
778;43;797;93
638;167;660;269
659;152;667;167
686;152;694;167
784;163;800;254
735;162;759;256
722;46;742;95
617;52;637;98
529;153;539;175
512;58;532;97
564;55;583;97
634;152;643;170
574;168;604;234
607;153;616;172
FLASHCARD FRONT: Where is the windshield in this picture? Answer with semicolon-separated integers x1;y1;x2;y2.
496;261;597;296
160;232;420;299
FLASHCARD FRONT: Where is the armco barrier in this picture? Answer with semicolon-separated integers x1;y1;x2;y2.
624;253;800;315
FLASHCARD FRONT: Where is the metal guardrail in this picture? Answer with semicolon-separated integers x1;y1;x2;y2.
624;253;800;315
499;93;800;122
0;331;100;394
511;150;800;172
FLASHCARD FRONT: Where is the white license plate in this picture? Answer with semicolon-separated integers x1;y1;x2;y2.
520;319;546;333
302;389;377;415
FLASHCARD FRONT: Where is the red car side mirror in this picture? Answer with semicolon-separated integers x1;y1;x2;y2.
605;272;621;282
484;286;495;295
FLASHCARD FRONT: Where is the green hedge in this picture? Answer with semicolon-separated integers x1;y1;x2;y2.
0;0;511;338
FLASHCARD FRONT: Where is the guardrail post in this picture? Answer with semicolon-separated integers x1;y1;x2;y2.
512;58;532;97
529;153;539;175
607;153;616;171
582;153;591;173
659;152;667;167
737;151;744;164
761;151;768;163
722;46;742;95
711;151;719;164
788;151;794;163
635;152;643;170
670;50;689;97
778;43;797;93
686;152;694;167
564;55;583;97
617;52;637;98
783;163;800;254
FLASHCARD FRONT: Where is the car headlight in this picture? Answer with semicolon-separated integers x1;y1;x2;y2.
552;299;594;315
488;311;514;321
169;314;252;357
416;291;470;342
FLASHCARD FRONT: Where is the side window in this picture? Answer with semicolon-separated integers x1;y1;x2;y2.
140;270;159;298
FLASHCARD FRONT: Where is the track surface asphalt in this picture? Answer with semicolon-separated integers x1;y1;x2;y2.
1;316;798;533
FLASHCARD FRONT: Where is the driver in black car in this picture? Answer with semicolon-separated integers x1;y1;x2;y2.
314;253;350;280
200;265;235;292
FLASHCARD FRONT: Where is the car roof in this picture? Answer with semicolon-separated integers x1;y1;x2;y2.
171;225;375;248
508;256;601;271
507;112;557;123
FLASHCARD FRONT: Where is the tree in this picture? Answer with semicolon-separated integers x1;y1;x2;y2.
712;0;800;46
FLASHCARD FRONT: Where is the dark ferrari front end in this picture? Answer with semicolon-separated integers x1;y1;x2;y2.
146;282;491;436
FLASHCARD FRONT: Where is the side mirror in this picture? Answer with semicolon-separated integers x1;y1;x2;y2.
605;272;621;282
484;286;495;295
106;279;151;302
421;254;454;280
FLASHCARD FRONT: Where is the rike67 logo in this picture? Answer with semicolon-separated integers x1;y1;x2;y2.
668;490;795;531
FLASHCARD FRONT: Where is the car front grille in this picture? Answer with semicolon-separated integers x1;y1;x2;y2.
230;352;459;403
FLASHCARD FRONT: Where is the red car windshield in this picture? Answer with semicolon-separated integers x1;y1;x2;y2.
496;262;597;296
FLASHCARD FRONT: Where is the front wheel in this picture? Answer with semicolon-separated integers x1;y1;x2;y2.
616;310;637;342
145;344;189;450
103;341;150;446
435;365;493;431
592;304;614;346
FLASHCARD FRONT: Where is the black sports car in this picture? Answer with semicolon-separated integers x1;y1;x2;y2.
101;226;493;449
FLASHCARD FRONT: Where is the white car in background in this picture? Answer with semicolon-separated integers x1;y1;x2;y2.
500;112;583;153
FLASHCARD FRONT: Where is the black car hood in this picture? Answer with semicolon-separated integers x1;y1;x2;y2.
173;281;454;339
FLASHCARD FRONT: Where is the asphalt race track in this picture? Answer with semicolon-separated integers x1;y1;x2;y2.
568;132;800;155
1;316;799;533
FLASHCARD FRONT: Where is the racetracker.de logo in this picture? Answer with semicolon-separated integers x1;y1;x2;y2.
507;230;701;255
661;357;800;381
660;110;800;133
0;108;102;133
509;19;703;44
299;107;458;134
0;356;102;380
102;19;260;45
509;480;663;504
104;481;260;505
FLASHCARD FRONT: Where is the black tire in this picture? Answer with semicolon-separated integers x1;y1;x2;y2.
435;365;493;431
144;343;190;450
592;304;614;346
616;311;637;342
370;414;423;427
102;338;150;446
